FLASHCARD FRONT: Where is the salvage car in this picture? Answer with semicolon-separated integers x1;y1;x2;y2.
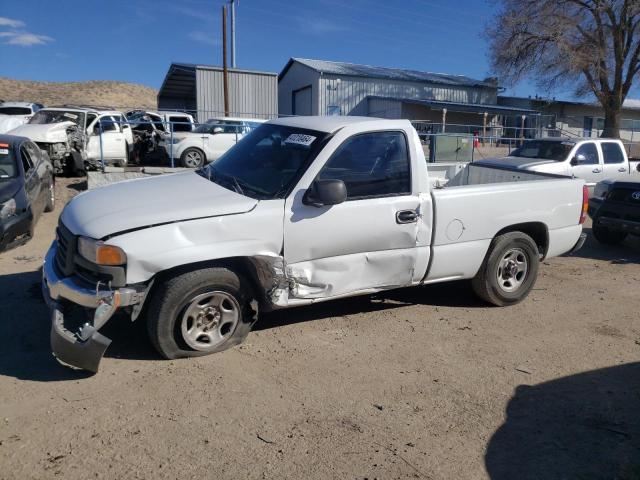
476;138;640;192
0;102;43;134
9;105;133;173
126;110;196;164
0;134;55;252
42;116;588;372
162;117;264;168
588;167;640;244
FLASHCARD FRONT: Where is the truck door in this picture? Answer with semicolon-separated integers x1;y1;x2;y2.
284;129;429;299
600;141;628;180
89;115;125;160
570;141;603;188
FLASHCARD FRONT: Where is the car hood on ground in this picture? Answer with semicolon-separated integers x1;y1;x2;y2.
474;156;559;170
8;121;76;143
0;115;29;135
61;171;258;239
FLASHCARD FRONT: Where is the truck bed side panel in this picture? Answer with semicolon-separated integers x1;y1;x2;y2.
426;176;583;282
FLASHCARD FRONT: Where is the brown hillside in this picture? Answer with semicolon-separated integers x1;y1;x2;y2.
0;77;157;110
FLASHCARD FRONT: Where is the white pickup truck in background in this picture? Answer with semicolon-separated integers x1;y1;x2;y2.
42;116;588;372
0;102;43;134
476;138;640;190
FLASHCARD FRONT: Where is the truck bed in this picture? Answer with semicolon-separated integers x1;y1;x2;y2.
428;162;567;188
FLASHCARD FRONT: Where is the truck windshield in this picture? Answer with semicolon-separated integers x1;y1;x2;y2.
29;110;85;127
0;143;17;179
510;141;574;161
198;124;329;200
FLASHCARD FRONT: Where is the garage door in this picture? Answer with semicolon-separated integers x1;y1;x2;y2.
293;86;312;116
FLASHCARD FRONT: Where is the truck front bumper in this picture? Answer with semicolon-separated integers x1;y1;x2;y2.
42;243;144;373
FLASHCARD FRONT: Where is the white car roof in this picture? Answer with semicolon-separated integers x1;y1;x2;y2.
268;115;390;133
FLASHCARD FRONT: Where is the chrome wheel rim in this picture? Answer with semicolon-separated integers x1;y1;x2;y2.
180;291;240;351
496;248;528;292
184;150;202;168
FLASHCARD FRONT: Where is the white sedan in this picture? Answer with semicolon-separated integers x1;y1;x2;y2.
162;117;265;168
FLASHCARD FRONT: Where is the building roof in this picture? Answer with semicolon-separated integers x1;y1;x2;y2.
280;58;497;88
368;96;540;115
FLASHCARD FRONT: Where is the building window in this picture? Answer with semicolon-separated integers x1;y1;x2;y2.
595;118;605;130
326;105;341;116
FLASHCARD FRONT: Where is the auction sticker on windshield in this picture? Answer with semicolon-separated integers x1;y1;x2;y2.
63;113;78;119
284;134;316;147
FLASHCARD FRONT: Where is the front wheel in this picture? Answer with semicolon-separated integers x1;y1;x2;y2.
146;267;255;360
180;147;205;168
471;232;539;306
592;224;627;245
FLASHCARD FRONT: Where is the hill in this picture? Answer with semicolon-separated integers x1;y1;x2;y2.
0;77;158;110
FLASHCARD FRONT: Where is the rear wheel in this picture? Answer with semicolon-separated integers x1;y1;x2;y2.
471;232;539;306
180;147;205;168
592;224;627;245
146;267;255;360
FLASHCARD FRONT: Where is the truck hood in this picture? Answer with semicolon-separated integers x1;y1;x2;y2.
61;171;258;239
0;114;29;134
8;121;75;143
474;156;559;170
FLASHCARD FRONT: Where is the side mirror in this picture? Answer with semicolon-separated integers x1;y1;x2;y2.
303;179;347;207
212;127;224;134
570;153;587;166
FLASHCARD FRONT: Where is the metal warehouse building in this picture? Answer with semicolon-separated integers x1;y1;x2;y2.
158;62;278;121
278;58;538;131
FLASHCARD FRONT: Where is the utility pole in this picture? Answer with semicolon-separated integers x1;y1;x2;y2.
222;4;229;116
230;0;236;68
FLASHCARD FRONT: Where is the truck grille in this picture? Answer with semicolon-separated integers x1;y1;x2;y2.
54;219;127;287
55;221;77;276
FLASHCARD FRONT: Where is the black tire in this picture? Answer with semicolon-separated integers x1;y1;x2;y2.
592;224;627;245
146;267;256;360
44;179;55;212
180;147;205;168
471;232;539;307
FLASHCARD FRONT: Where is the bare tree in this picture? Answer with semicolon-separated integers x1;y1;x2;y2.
488;0;640;138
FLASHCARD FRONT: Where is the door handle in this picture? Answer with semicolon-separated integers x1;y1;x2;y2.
592;168;601;173
618;167;627;172
396;209;418;224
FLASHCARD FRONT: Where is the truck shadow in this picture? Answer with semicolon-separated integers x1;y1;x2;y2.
256;280;484;331
485;362;640;479
568;227;640;263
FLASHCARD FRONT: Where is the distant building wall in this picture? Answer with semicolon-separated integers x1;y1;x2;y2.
196;67;278;120
277;62;320;116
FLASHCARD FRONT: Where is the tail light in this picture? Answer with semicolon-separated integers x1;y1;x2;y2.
579;185;589;224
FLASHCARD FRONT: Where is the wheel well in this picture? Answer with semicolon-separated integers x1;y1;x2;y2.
149;257;267;307
494;222;549;257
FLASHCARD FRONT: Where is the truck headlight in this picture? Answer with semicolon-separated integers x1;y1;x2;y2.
78;236;127;265
0;198;16;220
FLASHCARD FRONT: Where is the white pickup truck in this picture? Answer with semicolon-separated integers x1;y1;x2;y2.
476;138;640;191
42;116;588;372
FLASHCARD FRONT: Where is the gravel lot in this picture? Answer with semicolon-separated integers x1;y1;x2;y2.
1;177;639;479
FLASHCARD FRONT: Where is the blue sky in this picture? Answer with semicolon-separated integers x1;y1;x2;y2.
0;0;606;100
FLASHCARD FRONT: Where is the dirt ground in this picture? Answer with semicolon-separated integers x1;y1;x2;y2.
1;177;639;480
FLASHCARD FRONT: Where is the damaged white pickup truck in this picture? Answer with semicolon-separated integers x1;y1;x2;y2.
43;116;588;372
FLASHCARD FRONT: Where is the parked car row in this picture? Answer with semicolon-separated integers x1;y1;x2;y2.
1;101;265;173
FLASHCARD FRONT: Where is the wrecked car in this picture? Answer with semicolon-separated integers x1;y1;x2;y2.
0;134;55;252
42;116;588;372
9;106;133;174
126;110;195;164
0;102;43;134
